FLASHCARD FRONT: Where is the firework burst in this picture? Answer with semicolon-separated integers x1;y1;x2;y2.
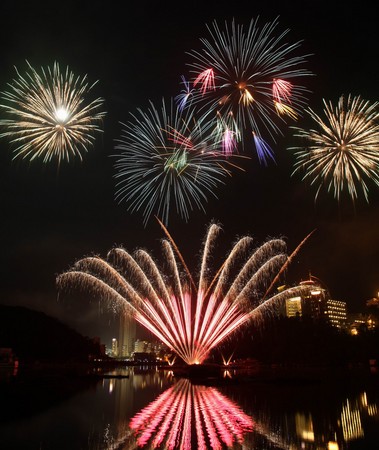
289;94;379;202
179;17;312;162
0;61;106;164
113;98;241;226
57;220;312;365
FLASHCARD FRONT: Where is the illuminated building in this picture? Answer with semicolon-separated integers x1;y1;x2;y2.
325;299;347;329
347;312;377;335
366;315;377;330
283;278;329;319
111;338;118;357
118;314;136;358
285;296;302;317
284;278;347;329
300;279;329;319
134;339;148;353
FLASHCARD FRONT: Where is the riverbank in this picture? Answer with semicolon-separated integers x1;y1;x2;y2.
164;359;379;389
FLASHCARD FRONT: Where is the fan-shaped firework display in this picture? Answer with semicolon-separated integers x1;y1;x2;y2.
289;94;379;202
180;17;312;162
0;61;106;164
57;221;312;365
113;98;240;226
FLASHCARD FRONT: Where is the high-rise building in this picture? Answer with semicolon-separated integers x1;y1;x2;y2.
300;280;328;319
325;299;347;329
111;337;118;357
283;277;347;329
283;278;329;320
118;314;136;358
134;339;148;353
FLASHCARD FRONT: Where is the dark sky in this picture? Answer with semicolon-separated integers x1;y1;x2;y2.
0;1;378;345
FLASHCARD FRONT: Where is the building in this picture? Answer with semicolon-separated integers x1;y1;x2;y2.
118;314;136;359
285;296;302;318
284;277;347;329
134;339;149;353
131;339;170;363
284;278;329;319
324;299;347;329
300;279;329;319
347;312;377;335
111;338;118;357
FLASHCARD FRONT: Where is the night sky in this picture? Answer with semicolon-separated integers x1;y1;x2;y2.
1;1;378;345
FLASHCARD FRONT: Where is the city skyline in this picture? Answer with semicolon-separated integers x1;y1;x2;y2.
0;1;378;344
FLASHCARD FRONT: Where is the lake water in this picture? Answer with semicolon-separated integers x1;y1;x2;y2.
1;365;378;449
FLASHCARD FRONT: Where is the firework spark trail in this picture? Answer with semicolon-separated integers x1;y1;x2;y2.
157;217;197;292
233;254;288;309
193;68;216;95
253;132;276;165
0;61;105;164
289;94;379;202
262;229;315;301
57;223;311;365
159;220;256;363
248;285;313;326
211;111;241;157
273;78;293;104
206;235;253;299
198;223;221;292
181;17;312;161
219;239;285;301
59;271;138;317
175;76;194;112
113;98;239;226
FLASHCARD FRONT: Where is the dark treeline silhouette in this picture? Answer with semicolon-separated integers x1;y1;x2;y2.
0;304;103;363
219;316;379;367
2;304;379;368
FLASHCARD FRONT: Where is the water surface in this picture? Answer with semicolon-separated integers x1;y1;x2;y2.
1;365;378;449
